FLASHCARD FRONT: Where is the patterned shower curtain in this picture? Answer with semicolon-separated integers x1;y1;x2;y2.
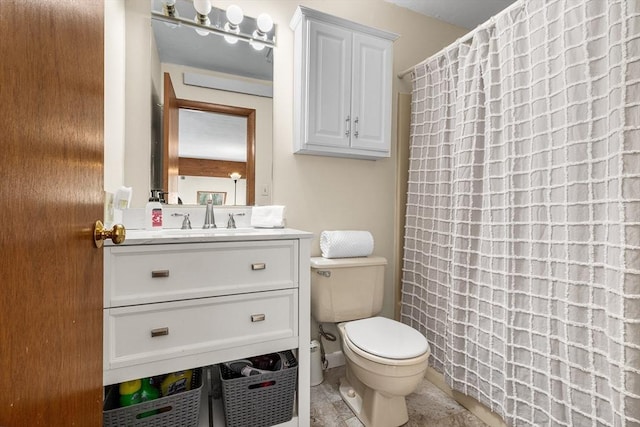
400;0;640;425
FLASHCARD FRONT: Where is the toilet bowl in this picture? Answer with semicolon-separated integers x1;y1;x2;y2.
337;317;430;427
310;256;431;427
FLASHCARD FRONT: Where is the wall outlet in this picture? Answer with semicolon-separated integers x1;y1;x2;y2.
261;184;270;196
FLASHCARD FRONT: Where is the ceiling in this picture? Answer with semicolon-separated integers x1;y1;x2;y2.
385;0;516;29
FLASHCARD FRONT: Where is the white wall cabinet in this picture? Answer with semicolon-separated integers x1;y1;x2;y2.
291;6;399;160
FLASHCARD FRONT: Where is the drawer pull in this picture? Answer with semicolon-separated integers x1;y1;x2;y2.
151;270;170;278
151;327;169;337
251;263;266;271
251;314;266;322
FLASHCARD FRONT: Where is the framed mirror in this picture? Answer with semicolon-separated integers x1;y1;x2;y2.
148;0;274;206
177;106;252;206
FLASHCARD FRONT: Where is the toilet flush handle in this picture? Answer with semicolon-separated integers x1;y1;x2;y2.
316;270;331;278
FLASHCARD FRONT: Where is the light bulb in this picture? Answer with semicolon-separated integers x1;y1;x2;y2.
194;15;210;36
193;0;211;16
256;13;273;34
224;22;239;44
230;172;242;181
226;5;244;26
250;31;266;51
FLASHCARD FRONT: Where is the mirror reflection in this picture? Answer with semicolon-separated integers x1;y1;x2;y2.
170;95;255;206
178;109;248;205
149;0;274;206
179;110;246;161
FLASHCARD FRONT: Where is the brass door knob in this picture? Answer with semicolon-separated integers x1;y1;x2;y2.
94;220;126;248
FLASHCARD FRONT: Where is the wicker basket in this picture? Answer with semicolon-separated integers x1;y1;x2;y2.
103;368;202;427
219;351;298;427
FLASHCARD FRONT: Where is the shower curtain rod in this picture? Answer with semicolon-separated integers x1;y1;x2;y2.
397;0;524;79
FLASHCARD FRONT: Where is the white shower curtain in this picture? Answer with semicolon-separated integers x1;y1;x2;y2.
401;0;640;425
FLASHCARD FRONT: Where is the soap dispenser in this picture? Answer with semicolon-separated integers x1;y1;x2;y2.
145;190;164;230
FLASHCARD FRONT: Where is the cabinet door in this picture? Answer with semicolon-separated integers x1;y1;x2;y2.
306;20;352;148
350;32;393;153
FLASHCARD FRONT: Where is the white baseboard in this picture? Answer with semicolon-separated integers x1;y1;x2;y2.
324;350;345;369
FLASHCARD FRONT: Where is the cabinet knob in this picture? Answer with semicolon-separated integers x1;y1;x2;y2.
251;263;266;270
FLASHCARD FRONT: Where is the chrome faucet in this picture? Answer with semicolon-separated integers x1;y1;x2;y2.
203;197;216;229
172;213;192;229
227;212;245;229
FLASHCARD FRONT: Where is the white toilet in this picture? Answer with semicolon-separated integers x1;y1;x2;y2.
310;256;430;427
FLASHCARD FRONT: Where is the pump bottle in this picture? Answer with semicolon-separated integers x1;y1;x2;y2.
145;190;164;230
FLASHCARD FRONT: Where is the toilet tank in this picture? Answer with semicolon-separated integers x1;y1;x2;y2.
310;256;387;323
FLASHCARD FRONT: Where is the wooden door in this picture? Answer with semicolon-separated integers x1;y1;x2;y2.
163;73;180;204
0;0;104;425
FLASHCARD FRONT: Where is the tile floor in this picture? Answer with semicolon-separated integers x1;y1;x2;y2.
310;366;488;427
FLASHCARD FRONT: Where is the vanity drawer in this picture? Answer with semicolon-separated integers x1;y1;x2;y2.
104;240;298;307
104;289;298;370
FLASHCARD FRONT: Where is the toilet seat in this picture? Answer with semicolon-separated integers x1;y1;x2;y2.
343;317;429;359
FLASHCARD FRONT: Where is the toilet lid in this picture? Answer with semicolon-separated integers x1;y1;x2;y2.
344;317;429;359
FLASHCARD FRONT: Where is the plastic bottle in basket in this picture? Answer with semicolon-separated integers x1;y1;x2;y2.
249;353;282;371
225;353;284;377
161;369;193;396
225;359;258;377
138;377;160;418
119;379;142;407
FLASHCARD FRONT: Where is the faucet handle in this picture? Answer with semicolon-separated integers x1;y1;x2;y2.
171;212;192;229
227;212;245;229
227;213;236;229
182;213;191;229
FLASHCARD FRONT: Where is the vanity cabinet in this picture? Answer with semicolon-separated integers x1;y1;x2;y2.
103;230;312;426
291;6;398;160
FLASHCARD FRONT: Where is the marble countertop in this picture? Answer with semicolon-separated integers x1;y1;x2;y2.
107;227;313;246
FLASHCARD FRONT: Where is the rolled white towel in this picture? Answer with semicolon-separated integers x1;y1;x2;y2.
251;205;286;228
320;230;374;258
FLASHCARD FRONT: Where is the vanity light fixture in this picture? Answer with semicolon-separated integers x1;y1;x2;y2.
230;172;242;205
156;0;275;49
192;0;211;36
250;13;274;51
224;5;244;44
162;0;178;17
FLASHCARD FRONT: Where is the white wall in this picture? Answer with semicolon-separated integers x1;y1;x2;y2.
104;0;126;194
108;0;467;318
123;0;153;205
216;0;467;317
